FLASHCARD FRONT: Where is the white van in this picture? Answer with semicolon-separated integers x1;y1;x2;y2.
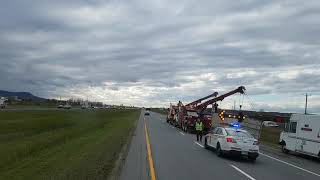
279;114;320;158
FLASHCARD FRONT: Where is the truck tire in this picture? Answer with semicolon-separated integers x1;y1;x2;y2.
248;157;257;162
216;143;223;157
281;142;289;154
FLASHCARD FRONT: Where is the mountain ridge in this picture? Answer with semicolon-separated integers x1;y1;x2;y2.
0;90;46;101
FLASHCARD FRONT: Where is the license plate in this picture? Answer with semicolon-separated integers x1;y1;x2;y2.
241;151;248;155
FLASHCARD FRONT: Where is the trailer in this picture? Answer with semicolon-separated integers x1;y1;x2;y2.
279;114;320;158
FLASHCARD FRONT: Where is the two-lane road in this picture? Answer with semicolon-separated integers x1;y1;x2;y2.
120;111;320;180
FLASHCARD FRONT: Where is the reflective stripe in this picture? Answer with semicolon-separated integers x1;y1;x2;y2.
196;122;203;131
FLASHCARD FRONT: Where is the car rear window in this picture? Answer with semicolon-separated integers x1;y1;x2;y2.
226;129;253;138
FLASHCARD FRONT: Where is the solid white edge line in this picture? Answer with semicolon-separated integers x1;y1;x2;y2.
259;152;320;177
194;141;204;148
230;164;256;180
180;132;185;136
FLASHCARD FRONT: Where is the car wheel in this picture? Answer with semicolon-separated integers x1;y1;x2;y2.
204;137;209;149
281;144;289;154
216;143;223;157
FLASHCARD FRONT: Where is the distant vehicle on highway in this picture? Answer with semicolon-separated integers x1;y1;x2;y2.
0;97;7;109
204;125;259;161
57;104;64;109
145;111;150;116
81;105;88;109
262;121;279;127
279;114;320;158
81;101;90;109
63;104;72;109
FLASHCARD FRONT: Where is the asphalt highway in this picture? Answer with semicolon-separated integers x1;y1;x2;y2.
120;111;320;180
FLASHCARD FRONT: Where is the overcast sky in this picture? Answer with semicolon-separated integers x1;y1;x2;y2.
0;0;319;113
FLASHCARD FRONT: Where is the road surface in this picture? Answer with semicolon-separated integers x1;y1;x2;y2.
120;111;320;180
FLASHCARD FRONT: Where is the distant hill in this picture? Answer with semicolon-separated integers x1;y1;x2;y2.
0;90;46;101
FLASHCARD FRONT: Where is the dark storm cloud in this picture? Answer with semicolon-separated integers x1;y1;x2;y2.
0;0;319;112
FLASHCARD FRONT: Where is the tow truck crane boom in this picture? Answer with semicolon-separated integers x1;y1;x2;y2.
185;92;218;107
196;86;246;115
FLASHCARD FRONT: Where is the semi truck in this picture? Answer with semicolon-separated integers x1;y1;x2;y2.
0;98;7;109
279;114;320;158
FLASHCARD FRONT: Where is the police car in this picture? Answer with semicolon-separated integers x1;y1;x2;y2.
204;123;259;161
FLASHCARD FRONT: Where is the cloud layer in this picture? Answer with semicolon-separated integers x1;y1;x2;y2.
1;0;320;113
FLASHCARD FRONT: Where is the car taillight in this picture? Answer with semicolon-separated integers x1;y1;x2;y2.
226;137;237;143
253;141;259;145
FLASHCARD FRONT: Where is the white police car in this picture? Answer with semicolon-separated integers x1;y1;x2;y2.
204;124;259;161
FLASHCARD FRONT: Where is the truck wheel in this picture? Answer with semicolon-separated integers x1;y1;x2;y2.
216;143;223;157
281;144;289;154
204;137;209;149
248;156;257;162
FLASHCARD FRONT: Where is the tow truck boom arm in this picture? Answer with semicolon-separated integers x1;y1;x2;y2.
185;92;218;107
196;86;246;114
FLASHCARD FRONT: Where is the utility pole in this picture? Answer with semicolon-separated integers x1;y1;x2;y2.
305;93;310;114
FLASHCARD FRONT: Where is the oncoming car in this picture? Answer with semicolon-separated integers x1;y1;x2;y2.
204;126;259;161
145;111;150;116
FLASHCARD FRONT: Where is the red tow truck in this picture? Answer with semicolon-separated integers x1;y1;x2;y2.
167;86;246;134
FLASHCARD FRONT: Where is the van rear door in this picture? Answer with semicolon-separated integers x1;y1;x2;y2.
285;121;298;151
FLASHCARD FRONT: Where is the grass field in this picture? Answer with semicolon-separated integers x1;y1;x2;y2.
0;109;140;180
260;127;282;146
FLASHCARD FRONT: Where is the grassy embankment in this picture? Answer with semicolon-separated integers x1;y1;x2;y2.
260;127;282;147
0;109;140;180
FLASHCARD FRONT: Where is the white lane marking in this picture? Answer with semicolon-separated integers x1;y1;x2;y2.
194;141;204;148
180;132;185;136
259;152;320;177
230;165;256;180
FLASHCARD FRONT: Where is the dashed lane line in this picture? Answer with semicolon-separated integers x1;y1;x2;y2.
194;141;204;148
230;164;256;180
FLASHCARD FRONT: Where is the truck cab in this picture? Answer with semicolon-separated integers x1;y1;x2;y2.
279;114;320;158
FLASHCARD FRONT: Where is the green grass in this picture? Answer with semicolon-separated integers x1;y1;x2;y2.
260;127;281;145
0;109;140;180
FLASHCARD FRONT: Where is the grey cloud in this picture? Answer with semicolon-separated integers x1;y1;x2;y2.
0;0;320;112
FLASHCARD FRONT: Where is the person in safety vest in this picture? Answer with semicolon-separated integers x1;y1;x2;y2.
195;118;204;142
